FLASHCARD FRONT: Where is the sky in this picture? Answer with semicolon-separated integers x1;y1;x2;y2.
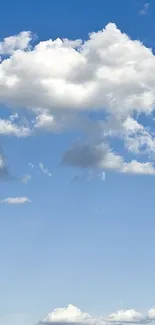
0;0;155;325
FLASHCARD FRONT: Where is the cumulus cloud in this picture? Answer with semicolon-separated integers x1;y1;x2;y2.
0;23;155;116
42;305;91;324
0;117;31;136
0;197;31;204
108;309;143;323
0;31;32;55
62;142;155;175
37;304;155;325
148;308;155;320
1;24;155;175
39;162;52;177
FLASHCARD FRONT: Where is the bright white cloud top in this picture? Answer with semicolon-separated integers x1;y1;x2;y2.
38;304;155;325
1;23;155;175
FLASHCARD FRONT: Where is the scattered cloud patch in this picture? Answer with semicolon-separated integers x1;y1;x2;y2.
100;171;106;181
62;142;155;175
40;305;91;324
0;197;31;204
21;173;31;184
0;117;31;136
39;162;52;177
29;162;34;168
139;2;150;15
9;112;19;122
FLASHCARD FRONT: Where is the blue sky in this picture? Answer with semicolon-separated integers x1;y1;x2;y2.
1;1;155;325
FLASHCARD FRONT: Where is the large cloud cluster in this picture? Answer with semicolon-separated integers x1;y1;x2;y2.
1;23;155;174
38;305;155;325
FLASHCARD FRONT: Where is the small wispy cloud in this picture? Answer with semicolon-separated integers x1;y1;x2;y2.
139;2;150;15
9;112;19;122
1;197;31;204
100;171;106;181
28;162;34;168
95;208;101;213
71;170;106;183
39;162;52;177
21;173;31;184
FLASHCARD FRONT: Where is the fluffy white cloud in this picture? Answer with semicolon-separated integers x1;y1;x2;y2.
38;305;155;325
0;23;155;117
108;309;143;322
35;113;55;131
42;305;91;324
1;24;155;175
0;31;32;54
122;161;155;175
148;307;155;320
1;197;31;204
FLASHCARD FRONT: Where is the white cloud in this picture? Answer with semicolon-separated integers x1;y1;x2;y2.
0;118;31;136
35;113;55;131
1;24;155;175
0;23;155;117
39;162;52;177
122;160;155;175
38;304;155;325
62;142;155;175
108;309;143;322
21;173;31;184
1;197;31;204
0;31;32;54
148;307;155;320
139;3;150;15
42;305;91;324
121;118;155;156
